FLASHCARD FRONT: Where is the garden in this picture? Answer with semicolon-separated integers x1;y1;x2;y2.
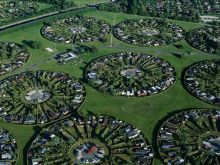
41;15;111;44
0;128;18;165
187;26;220;54
157;109;220;165
85;52;176;97
27;115;153;164
184;60;220;106
0;70;85;125
113;18;185;47
0;41;29;75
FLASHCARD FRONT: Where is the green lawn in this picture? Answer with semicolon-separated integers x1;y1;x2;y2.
0;9;219;165
37;2;53;11
71;0;110;6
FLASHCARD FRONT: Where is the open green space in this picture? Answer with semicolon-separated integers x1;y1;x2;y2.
0;8;219;164
72;0;109;6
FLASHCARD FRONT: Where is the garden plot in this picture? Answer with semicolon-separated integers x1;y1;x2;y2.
85;52;176;97
0;1;39;24
113;18;185;46
0;42;29;75
156;109;220;165
27;115;154;164
187;26;220;54
184;60;220;106
0;70;86;125
41;16;111;44
0;128;18;165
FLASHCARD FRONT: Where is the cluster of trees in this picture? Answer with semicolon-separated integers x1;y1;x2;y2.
99;0;147;15
98;0;201;22
208;21;220;26
0;44;16;59
22;40;42;49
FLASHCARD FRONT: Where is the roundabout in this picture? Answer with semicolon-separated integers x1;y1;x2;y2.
187;27;220;54
0;42;30;75
85;52;176;97
156;109;220;165
184;60;220;106
41;16;111;44
0;70;86;125
27;115;154;164
113;18;185;46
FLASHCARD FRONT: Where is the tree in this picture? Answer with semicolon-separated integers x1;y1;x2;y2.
91;45;98;53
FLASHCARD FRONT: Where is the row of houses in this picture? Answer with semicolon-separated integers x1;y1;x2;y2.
0;42;29;75
184;60;220;106
0;129;17;165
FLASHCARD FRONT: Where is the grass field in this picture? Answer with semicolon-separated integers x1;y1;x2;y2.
72;0;110;6
0;8;219;165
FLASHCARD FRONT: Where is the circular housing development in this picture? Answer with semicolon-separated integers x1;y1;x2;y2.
187;26;220;54
0;1;39;23
184;60;220;106
0;128;18;165
27;115;154;164
41;16;111;44
113;18;185;46
85;52;176;97
0;42;30;75
157;109;220;165
0;70;85;125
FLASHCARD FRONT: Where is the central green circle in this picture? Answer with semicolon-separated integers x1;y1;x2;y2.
139;28;160;36
69;139;109;163
120;67;143;78
25;89;50;104
70;26;86;34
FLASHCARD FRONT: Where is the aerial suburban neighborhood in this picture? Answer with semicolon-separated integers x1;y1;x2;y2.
28;115;153;164
157;109;220;165
0;0;219;165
